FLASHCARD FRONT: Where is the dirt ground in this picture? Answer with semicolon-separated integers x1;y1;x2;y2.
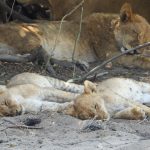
0;62;150;150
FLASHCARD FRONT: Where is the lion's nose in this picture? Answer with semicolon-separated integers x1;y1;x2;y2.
16;109;22;116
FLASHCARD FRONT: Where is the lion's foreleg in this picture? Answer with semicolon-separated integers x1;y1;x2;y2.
40;101;72;113
113;106;146;120
45;76;84;93
41;87;79;103
21;99;71;114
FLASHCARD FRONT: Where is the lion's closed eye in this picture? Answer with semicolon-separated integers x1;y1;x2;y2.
94;104;98;110
4;100;8;106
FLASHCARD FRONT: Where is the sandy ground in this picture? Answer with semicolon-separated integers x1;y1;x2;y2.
0;62;150;150
1;113;150;150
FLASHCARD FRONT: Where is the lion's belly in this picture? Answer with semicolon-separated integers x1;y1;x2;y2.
105;102;127;116
103;94;131;116
41;36;97;63
98;78;150;104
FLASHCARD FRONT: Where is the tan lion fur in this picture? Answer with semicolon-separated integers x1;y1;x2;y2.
0;3;150;68
65;78;150;120
0;13;116;64
0;72;83;117
7;72;84;93
0;91;22;117
1;72;150;119
0;83;73;116
113;3;150;55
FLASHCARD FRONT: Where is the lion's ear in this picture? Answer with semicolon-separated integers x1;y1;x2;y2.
120;3;133;23
84;80;97;94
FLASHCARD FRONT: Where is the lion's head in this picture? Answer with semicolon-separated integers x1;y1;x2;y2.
112;3;150;54
65;80;109;120
0;92;23;117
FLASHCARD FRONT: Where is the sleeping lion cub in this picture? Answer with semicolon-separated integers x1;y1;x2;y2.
65;78;150;120
1;72;150;120
0;72;83;117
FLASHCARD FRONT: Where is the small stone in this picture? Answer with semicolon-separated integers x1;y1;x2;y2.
23;117;41;126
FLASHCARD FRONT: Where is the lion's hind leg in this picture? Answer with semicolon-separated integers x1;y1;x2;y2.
113;107;146;120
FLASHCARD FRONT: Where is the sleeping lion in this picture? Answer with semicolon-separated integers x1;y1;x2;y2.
0;72;82;117
1;72;150;120
65;78;150;120
0;3;150;69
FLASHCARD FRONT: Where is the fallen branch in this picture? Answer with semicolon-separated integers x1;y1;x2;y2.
0;118;43;131
0;125;43;131
85;72;108;80
69;42;150;83
67;72;108;83
7;125;43;130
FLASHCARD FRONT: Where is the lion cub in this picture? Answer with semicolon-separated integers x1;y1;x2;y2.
65;78;150;120
1;72;150;119
0;72;83;117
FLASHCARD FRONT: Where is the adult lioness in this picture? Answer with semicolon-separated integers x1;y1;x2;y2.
65;78;150;120
0;3;150;69
113;3;150;55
